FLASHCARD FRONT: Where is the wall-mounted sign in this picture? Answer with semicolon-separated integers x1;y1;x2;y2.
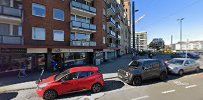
27;48;47;53
52;48;93;53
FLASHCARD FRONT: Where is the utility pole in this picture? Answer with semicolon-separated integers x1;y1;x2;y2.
177;18;184;51
132;1;139;52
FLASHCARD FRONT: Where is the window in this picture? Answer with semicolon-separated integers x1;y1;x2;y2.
0;23;9;35
78;72;92;79
32;3;46;17
53;9;64;21
53;30;64;41
0;0;10;6
32;27;45;40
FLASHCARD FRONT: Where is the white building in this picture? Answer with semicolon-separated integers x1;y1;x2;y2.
131;32;148;51
173;41;203;51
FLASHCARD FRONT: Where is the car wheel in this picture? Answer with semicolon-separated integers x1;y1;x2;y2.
91;83;102;93
196;67;200;73
160;72;167;81
43;90;57;100
178;70;184;76
132;76;142;86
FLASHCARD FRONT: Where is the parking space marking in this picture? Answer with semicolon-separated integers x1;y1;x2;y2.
131;95;149;100
162;90;176;94
185;85;197;89
173;81;189;86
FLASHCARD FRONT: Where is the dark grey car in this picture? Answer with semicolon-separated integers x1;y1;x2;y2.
118;59;168;86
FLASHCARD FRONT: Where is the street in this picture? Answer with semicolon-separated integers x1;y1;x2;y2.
1;54;203;100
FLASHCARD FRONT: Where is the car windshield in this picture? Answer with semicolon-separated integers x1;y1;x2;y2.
168;59;184;65
54;69;70;81
128;61;141;69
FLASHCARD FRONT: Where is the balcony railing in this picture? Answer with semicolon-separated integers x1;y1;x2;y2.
108;17;116;26
107;4;116;14
71;1;96;13
0;35;23;45
108;43;116;48
109;30;116;37
71;20;96;31
116;24;121;29
70;40;96;46
0;6;22;17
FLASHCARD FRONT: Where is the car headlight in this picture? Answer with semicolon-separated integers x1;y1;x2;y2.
38;83;48;89
126;72;131;76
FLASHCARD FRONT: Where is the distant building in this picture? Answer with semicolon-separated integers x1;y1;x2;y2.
173;41;203;51
131;32;147;51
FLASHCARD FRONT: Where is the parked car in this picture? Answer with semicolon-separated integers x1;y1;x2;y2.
166;58;200;76
172;52;200;59
118;59;168;86
36;66;104;100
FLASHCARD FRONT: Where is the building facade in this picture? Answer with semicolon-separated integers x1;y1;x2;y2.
0;0;131;73
131;32;147;51
173;41;203;51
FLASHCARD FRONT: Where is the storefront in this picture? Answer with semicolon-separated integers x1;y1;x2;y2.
52;48;94;69
0;48;30;76
103;49;117;60
94;51;104;65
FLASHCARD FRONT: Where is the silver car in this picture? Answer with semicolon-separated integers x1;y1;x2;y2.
166;58;200;76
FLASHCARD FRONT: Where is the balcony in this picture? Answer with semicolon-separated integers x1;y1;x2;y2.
107;17;116;27
71;21;96;33
108;30;116;37
0;6;22;24
115;15;121;22
108;43;116;48
107;4;116;16
71;1;96;17
70;41;96;46
117;35;121;39
116;24;121;31
0;35;23;45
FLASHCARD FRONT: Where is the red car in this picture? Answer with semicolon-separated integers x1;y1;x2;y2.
36;66;104;100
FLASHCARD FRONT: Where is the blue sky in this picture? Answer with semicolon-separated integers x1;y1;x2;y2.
133;0;203;45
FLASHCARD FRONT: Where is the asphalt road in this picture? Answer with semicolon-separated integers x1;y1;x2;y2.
2;55;203;100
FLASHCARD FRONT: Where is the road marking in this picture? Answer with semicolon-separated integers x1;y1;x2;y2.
131;95;149;100
173;81;189;86
162;90;176;94
185;85;197;89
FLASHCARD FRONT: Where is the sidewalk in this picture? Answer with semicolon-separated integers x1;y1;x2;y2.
0;54;132;93
0;73;118;93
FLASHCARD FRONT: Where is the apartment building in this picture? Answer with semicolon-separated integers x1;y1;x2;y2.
0;0;130;73
131;32;147;51
173;41;203;51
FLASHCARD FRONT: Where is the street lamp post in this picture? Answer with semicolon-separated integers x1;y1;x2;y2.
177;18;184;51
132;1;139;52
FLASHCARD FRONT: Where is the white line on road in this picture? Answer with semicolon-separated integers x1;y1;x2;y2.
131;95;149;100
162;90;176;94
185;85;197;89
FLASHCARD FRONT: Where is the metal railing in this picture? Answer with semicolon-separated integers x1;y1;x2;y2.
107;4;116;13
109;17;116;25
70;40;96;46
71;1;96;13
71;20;96;31
0;35;23;44
0;6;22;17
109;30;116;36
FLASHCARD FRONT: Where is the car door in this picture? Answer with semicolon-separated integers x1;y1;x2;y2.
183;60;191;73
142;61;154;80
76;71;93;90
58;73;79;94
188;60;197;72
151;61;161;77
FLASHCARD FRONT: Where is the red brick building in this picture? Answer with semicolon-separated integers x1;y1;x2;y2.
0;0;130;74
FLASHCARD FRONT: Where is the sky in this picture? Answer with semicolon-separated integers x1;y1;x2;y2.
133;0;203;45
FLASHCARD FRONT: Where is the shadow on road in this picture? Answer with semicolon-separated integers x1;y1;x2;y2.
0;92;18;100
139;69;203;86
57;80;124;99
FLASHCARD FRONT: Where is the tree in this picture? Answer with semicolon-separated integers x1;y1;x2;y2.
149;38;165;50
